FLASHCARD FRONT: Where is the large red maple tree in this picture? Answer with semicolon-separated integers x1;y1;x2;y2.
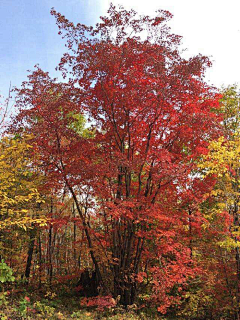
13;4;221;309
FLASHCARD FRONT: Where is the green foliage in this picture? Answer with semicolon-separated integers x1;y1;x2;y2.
68;112;95;138
70;310;95;319
34;300;56;319
219;85;240;135
0;291;9;307
18;296;31;318
0;260;15;284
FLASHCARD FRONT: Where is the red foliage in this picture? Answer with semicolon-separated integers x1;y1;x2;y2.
81;296;116;311
12;3;222;312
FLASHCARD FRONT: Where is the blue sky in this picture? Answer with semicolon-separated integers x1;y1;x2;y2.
0;0;239;101
0;0;102;98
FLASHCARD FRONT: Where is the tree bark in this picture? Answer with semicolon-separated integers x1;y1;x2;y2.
25;228;36;280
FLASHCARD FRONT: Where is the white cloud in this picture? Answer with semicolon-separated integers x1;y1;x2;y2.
100;0;240;88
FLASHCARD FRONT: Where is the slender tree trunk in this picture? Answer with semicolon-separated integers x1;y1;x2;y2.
233;202;240;319
38;233;42;289
48;225;53;285
66;182;103;288
25;228;36;280
72;203;77;268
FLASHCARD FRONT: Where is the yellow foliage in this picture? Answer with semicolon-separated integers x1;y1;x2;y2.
198;86;240;252
0;135;47;230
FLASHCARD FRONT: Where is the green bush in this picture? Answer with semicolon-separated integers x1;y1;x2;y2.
0;260;15;285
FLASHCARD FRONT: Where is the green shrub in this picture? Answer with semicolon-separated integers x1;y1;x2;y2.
0;260;15;285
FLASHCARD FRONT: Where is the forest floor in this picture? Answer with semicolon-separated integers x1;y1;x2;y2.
0;285;161;320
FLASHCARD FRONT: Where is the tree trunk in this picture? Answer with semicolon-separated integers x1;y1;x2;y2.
25;228;36;280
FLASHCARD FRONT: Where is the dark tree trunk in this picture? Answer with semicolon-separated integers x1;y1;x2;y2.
48;225;53;285
38;233;42;289
25;228;36;280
